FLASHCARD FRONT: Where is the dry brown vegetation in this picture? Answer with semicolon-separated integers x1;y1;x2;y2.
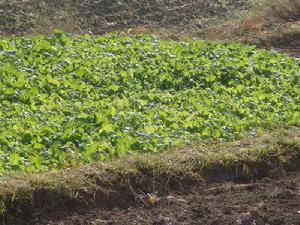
266;0;300;21
0;0;253;36
204;0;300;52
1;0;299;52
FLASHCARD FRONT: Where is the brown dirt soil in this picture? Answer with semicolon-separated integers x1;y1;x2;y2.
205;18;300;47
1;0;300;57
18;172;300;225
0;0;252;36
19;172;300;225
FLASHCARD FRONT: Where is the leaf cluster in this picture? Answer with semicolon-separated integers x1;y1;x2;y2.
0;31;299;173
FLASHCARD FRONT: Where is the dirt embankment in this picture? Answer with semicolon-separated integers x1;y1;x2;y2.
16;172;300;225
2;129;300;225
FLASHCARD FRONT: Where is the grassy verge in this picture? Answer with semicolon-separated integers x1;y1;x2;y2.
1;128;300;223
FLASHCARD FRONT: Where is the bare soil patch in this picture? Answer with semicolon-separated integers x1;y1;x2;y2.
20;172;300;225
1;0;300;58
0;0;252;36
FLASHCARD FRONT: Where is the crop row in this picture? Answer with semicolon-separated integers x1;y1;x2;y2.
0;32;299;173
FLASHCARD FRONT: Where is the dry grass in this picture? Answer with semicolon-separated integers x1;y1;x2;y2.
265;0;300;21
204;0;300;49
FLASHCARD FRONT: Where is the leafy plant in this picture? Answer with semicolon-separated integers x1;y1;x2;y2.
0;31;299;173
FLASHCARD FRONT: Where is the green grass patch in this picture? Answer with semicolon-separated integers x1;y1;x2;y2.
0;31;299;173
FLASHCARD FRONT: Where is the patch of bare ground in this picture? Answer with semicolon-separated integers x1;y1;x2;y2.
205;18;300;53
29;172;300;225
0;0;253;36
204;0;300;57
1;0;299;58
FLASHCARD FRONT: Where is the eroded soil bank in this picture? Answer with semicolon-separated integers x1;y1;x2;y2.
13;172;300;225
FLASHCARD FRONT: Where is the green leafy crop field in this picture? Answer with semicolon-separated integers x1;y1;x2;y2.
0;31;299;173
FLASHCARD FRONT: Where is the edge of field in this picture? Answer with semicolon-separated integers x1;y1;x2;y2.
1;0;300;223
1;0;299;54
1;128;300;223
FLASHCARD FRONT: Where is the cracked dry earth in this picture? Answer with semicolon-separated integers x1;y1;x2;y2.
28;172;300;225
